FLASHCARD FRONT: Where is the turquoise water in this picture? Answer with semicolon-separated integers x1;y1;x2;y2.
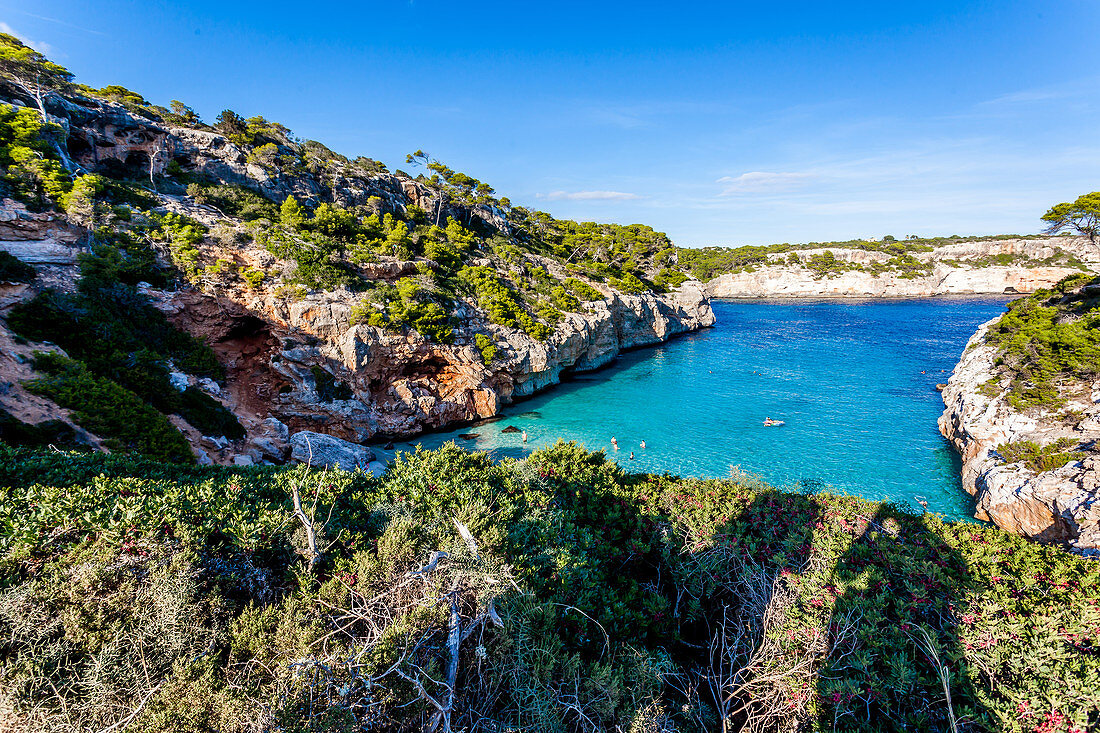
396;297;1012;519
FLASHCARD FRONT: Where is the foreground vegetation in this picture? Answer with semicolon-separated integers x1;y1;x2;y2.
1;442;1097;732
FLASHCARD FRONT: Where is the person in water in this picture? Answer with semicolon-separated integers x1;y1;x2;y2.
611;436;618;449
522;430;528;443
640;440;646;450
629;451;635;460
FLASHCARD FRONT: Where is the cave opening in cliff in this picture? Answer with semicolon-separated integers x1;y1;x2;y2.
220;314;269;343
400;357;449;380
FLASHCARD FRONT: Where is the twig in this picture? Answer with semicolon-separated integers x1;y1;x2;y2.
95;682;162;733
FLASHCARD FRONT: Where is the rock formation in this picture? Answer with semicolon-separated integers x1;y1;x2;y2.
0;90;716;466
939;317;1100;553
707;238;1099;298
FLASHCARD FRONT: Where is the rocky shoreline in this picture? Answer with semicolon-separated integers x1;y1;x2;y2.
706;237;1099;298
0;196;715;466
938;317;1100;554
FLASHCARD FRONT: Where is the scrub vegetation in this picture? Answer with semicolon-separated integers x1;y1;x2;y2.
985;274;1100;410
0;442;1097;732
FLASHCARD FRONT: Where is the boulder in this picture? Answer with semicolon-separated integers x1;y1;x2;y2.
290;430;374;471
169;371;189;392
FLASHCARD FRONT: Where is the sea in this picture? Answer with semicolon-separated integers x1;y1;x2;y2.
391;297;1012;520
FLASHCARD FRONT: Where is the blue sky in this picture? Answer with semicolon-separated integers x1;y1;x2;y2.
4;1;1099;246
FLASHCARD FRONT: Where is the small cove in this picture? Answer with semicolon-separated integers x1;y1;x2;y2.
393;297;1013;520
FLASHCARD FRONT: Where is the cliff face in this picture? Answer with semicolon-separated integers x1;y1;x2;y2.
143;274;713;456
938;318;1100;553
0;90;716;466
707;237;1099;298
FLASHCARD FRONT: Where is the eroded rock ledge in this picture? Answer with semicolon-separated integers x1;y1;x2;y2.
150;279;714;459
938;318;1100;553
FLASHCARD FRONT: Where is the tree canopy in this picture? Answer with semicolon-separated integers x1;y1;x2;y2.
0;33;74;99
1042;191;1100;243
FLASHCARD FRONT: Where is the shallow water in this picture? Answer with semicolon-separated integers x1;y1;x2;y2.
394;297;1012;519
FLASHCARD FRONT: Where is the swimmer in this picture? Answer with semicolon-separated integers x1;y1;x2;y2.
640;440;646;450
611;436;618;450
629;451;635;460
522;430;528;443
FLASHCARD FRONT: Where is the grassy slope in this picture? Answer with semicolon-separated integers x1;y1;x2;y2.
1;442;1097;732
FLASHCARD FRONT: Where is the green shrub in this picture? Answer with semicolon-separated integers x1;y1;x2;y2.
23;354;193;462
986;275;1100;409
457;265;551;340
186;181;278;221
241;266;266;289
996;438;1086;473
258;225;357;291
565;277;603;301
652;267;687;291
0;250;35;282
310;365;353;402
609;272;647;294
0;441;1097;731
474;333;497;365
551;285;580;312
0;407;83;449
175;386;245;439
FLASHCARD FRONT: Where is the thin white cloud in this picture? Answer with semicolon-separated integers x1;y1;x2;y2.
0;6;106;36
982;88;1069;106
0;22;54;55
717;171;813;195
539;190;641;201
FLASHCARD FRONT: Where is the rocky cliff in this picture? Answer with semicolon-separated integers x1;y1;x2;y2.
939;312;1100;554
707;237;1099;298
0;82;715;467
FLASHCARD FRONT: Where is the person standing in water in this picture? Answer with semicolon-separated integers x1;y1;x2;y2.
611;436;618;450
522;430;528;444
640;440;646;450
629;451;635;460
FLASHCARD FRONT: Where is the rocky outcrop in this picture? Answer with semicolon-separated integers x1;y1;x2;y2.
0;199;83;265
289;430;375;471
149;278;715;444
938;318;1100;553
707;237;1099;298
0;88;715;465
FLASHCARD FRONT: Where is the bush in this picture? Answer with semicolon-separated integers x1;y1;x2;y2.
186;181;278;221
474;333;497;365
609;272;648;294
566;277;604;301
1;441;1096;732
0;407;83;449
0;250;35;283
175;386;245;439
986;275;1100;409
241;267;266;289
457;266;551;340
652;268;687;291
23;354;193;462
551;285;580;312
996;438;1086;473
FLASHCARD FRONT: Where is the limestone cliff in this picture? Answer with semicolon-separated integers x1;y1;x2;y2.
707;237;1099;298
0;83;715;466
939;314;1100;554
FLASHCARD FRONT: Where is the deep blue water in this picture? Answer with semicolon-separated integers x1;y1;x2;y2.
397;297;1012;519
